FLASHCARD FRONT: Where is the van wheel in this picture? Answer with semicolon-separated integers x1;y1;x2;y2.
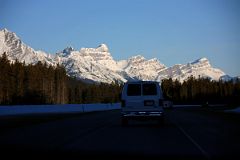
121;118;128;126
158;118;164;126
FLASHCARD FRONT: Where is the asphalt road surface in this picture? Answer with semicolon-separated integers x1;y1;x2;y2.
0;106;239;160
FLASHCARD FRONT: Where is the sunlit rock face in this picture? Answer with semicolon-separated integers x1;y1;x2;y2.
0;28;226;83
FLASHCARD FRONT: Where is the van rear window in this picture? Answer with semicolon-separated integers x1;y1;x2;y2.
127;84;141;96
143;83;157;95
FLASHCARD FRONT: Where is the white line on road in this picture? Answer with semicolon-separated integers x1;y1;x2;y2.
174;122;211;160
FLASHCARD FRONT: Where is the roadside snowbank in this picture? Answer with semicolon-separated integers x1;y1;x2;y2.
0;103;121;116
224;107;240;114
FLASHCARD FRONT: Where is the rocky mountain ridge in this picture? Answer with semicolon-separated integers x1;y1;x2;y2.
0;28;227;83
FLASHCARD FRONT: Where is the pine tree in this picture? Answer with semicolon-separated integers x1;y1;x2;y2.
0;52;12;104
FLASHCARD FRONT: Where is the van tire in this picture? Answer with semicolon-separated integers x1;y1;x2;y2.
158;118;164;126
121;118;128;126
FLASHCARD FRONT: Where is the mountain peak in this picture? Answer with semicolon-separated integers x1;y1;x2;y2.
63;46;74;54
191;57;210;65
1;28;9;32
97;43;109;52
130;55;145;60
56;47;74;57
0;28;227;83
80;43;109;54
148;58;159;62
1;28;17;36
0;28;55;65
187;57;212;73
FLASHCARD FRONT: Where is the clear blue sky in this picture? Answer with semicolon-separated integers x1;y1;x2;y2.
1;0;239;76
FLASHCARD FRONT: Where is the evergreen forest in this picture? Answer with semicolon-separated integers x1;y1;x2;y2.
161;76;240;105
0;53;122;105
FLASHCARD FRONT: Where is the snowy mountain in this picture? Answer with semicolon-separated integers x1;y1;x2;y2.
0;28;227;83
117;55;166;81
56;44;126;83
0;28;55;66
220;75;240;82
157;57;225;82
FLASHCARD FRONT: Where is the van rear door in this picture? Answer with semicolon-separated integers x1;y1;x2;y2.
125;82;160;109
142;83;159;107
125;83;144;108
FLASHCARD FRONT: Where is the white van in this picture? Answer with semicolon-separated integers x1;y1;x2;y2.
121;81;164;126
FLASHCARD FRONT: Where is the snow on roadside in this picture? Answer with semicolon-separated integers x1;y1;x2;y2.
224;107;240;114
0;103;121;116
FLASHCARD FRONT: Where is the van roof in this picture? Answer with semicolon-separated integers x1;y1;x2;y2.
125;80;159;84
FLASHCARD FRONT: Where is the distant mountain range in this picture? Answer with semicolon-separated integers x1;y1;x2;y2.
0;28;235;83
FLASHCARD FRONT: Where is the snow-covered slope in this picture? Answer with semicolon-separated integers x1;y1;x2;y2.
79;44;120;71
157;58;225;82
220;75;240;82
0;28;227;83
118;55;166;81
56;44;127;83
0;103;121;116
0;28;55;66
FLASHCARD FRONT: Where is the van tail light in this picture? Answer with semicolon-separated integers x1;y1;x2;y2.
121;100;126;107
159;99;163;106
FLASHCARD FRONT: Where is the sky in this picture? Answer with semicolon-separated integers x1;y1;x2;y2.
0;0;239;76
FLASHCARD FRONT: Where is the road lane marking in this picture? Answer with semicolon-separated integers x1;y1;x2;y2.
174;122;211;160
63;116;116;150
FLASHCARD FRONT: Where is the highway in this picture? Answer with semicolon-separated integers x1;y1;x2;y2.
0;106;239;159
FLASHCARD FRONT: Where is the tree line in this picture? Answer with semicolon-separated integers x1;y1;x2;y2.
0;53;122;105
0;52;239;105
161;76;240;105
